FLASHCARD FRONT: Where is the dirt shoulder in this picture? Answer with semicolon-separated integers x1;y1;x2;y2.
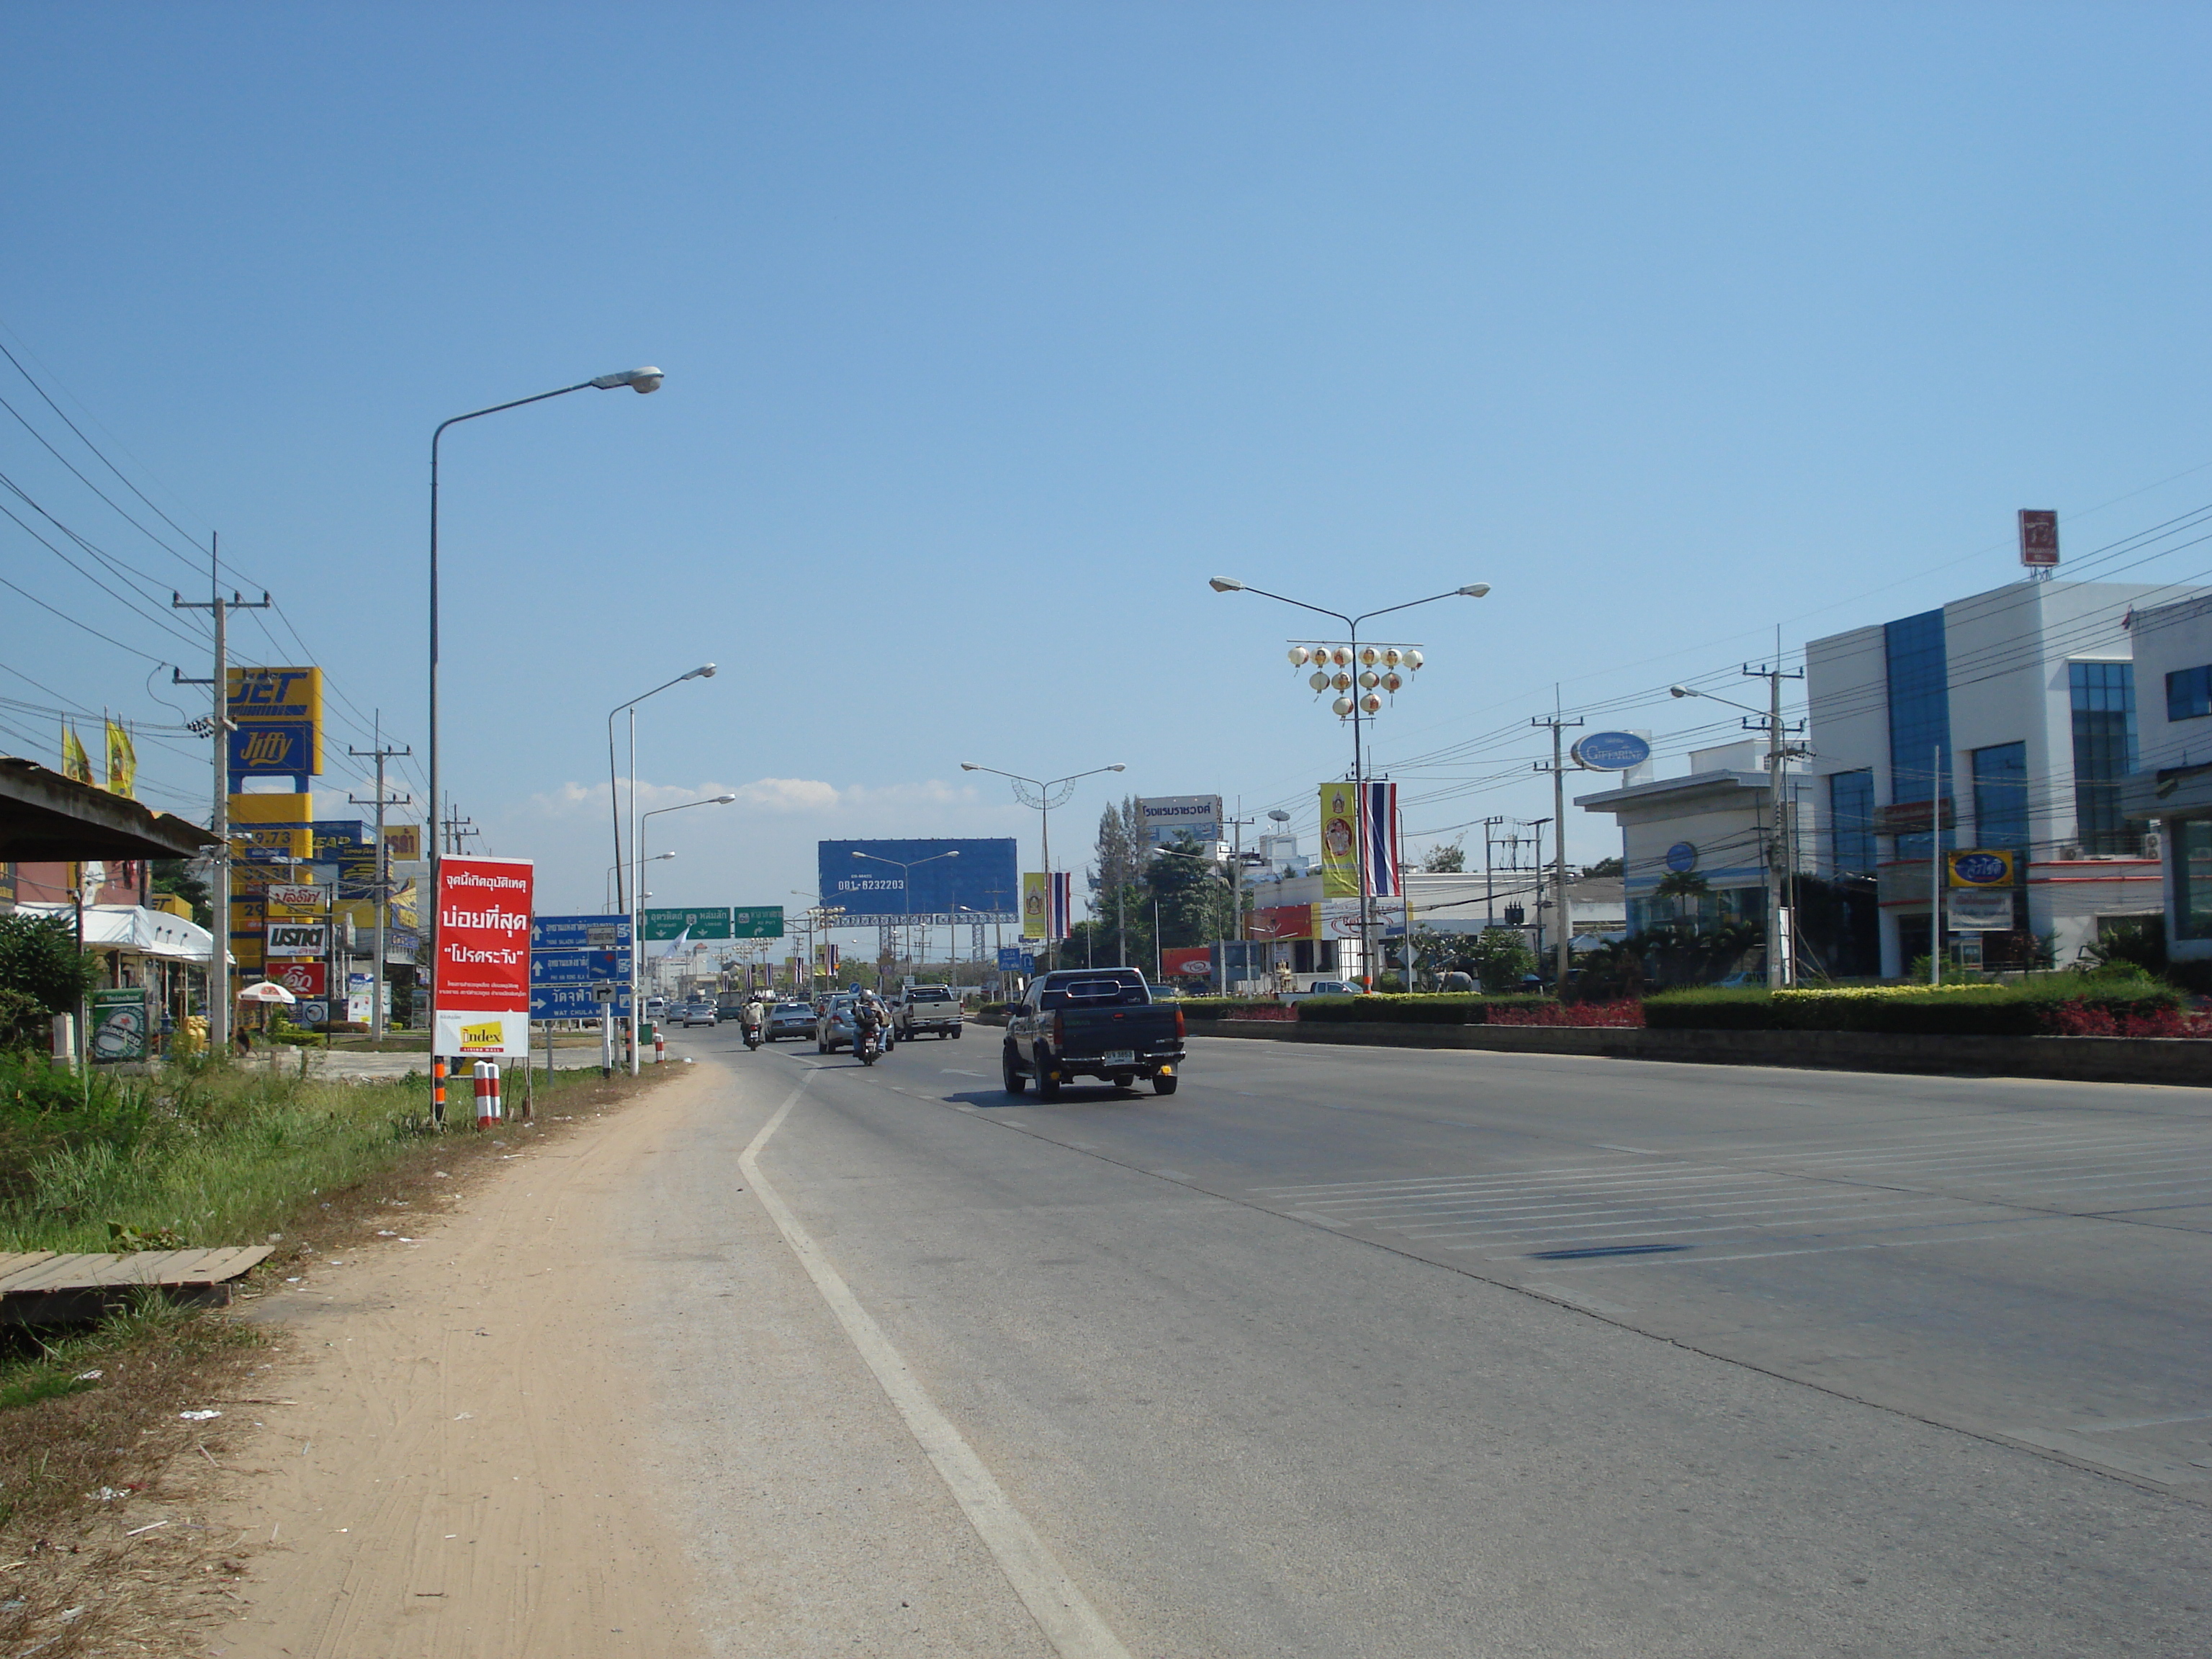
203;1066;714;1659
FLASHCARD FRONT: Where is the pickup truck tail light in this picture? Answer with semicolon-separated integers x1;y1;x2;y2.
1053;1012;1066;1048
1174;1005;1186;1040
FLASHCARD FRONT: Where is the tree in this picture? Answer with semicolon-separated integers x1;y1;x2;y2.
0;913;99;1035
1578;855;1623;879
1146;834;1230;948
1465;926;1537;992
1421;840;1466;873
152;858;212;926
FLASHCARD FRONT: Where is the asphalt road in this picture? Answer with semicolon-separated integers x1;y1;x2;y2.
655;1022;2211;1655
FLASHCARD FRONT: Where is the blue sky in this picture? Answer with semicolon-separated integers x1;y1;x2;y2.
4;3;2210;922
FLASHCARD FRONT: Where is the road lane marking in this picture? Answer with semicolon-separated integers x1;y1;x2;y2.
740;1073;1133;1659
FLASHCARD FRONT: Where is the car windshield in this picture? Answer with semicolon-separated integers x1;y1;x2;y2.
1039;977;1148;1010
910;989;950;1001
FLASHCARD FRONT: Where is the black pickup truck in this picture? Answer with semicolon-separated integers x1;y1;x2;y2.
1002;968;1186;1100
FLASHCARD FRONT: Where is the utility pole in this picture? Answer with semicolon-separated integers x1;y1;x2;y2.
171;533;270;1058
1532;710;1584;991
1482;815;1505;927
441;804;478;855
349;716;411;1048
1224;808;1253;990
1740;661;1807;988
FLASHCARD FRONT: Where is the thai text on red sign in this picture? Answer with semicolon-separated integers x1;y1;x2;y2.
436;855;534;1010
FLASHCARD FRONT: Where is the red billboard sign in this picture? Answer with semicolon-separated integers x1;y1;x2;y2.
269;960;325;997
435;855;533;1011
2018;509;2059;568
1161;945;1213;980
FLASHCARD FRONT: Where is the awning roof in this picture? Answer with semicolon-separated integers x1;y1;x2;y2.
0;756;219;863
14;902;220;963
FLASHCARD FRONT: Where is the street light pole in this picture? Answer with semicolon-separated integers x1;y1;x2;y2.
1208;577;1491;989
1672;669;1804;989
629;793;734;1074
606;665;716;914
959;761;1126;968
427;367;662;1058
851;849;959;982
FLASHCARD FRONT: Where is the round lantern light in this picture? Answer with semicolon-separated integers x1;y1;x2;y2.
1361;693;1382;714
1331;671;1352;691
1359;646;1380;667
1382;670;1403;693
1331;647;1352;666
1359;670;1380;691
1404;649;1424;671
1382;647;1402;668
1332;696;1354;716
1308;670;1331;692
1287;646;1311;667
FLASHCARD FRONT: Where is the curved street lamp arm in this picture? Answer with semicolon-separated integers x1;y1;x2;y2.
1230;584;1354;631
1351;588;1481;629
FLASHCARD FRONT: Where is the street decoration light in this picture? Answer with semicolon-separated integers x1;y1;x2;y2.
1210;577;1490;986
958;761;1126;966
426;366;663;1055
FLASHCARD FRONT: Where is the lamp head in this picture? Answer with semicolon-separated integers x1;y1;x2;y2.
712;793;737;804
1457;583;1491;598
590;367;665;393
1109;764;1127;772
1208;577;1245;593
1669;684;1695;698
960;763;979;771
683;664;716;680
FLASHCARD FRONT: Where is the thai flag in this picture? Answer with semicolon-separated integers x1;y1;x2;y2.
1049;872;1073;940
1362;780;1401;898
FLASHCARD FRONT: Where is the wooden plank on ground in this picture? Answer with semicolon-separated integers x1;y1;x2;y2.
0;1247;274;1295
0;1254;58;1290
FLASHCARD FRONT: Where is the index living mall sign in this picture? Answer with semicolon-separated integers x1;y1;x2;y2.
433;855;533;1057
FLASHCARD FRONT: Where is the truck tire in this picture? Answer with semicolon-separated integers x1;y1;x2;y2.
1033;1049;1062;1102
1153;1071;1179;1096
1002;1047;1027;1097
953;1026;962;1039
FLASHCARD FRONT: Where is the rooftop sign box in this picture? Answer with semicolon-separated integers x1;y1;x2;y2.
1570;732;1653;772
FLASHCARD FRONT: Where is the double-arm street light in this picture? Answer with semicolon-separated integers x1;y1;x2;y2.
426;366;662;1046
607;851;674;912
607;665;717;913
626;793;735;1073
959;761;1126;967
1209;577;1490;987
853;848;958;973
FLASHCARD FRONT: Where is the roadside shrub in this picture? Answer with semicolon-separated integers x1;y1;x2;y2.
0;916;97;1033
1645;979;2186;1036
1485;1000;1644;1028
1296;994;1560;1025
1174;999;1282;1020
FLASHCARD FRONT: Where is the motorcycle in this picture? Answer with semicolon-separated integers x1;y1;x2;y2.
855;1020;882;1065
742;1019;763;1051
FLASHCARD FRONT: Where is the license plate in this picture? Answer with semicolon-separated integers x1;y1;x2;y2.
1101;1049;1136;1066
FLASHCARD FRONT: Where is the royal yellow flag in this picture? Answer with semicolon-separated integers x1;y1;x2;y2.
60;723;94;784
1318;781;1360;897
104;719;136;798
1020;872;1049;940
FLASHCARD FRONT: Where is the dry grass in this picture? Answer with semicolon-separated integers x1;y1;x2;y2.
0;1063;673;1656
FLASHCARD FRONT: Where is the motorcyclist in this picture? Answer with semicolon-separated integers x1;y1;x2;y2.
851;988;889;1056
742;992;768;1046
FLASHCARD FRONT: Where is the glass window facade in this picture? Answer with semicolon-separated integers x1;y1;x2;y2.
1884;609;1952;860
1971;742;2029;858
2069;661;2139;855
1828;770;1876;873
2177;819;2212;940
2167;664;2212;722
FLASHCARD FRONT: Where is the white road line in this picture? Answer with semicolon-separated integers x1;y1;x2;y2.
740;1074;1132;1659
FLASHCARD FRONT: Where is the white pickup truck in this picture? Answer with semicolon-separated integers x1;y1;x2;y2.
895;984;963;1040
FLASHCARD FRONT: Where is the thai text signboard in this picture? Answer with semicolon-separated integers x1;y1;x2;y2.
434;855;533;1057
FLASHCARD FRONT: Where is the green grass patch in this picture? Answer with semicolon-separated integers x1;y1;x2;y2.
0;1051;612;1254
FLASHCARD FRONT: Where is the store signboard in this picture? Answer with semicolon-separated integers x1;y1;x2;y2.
269;960;327;996
265;922;327;957
1948;890;2016;931
1138;795;1223;848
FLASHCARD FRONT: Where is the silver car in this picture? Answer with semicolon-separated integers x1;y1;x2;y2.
816;994;857;1053
766;1002;815;1041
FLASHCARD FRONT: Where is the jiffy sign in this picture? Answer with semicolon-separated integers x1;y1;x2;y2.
433;855;534;1056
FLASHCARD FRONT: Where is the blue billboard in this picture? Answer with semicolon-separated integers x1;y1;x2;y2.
817;838;1019;922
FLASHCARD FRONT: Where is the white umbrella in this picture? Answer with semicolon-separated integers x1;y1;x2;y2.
237;980;298;1004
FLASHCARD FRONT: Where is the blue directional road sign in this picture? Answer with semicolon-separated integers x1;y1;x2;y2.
529;949;626;986
997;945;1025;970
530;985;631;1020
531;914;632;950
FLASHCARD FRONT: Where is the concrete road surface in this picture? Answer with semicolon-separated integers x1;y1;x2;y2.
648;1023;2208;1654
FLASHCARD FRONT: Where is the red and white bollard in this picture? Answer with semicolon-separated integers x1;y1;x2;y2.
474;1061;502;1128
653;1030;666;1064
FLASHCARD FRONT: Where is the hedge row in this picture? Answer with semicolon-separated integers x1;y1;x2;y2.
1642;979;2183;1036
1293;994;1562;1025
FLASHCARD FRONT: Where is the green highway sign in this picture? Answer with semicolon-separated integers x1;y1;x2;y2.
732;906;785;939
639;907;734;941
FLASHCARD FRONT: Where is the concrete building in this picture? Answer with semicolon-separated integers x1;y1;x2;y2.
2118;593;2212;967
1806;580;2175;976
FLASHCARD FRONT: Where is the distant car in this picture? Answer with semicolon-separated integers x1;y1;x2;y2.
646;997;668;1020
683;1003;717;1028
895;984;963;1040
817;994;858;1053
1282;979;1364;1003
766;1002;815;1041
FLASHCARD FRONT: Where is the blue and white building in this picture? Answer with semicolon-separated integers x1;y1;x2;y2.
1806;580;2178;976
2118;593;2212;966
